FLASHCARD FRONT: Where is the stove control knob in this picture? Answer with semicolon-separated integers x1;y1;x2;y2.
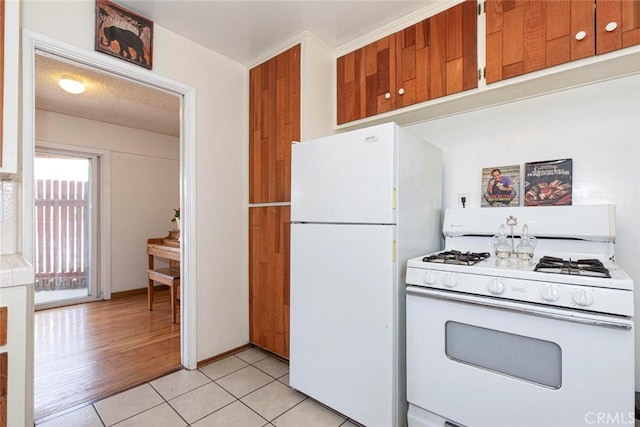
422;271;437;285
541;284;560;302
572;289;594;307
487;278;505;295
443;274;457;288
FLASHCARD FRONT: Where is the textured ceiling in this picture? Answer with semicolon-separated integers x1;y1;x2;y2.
35;52;181;137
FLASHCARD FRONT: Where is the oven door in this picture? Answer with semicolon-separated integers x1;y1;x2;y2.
406;286;634;427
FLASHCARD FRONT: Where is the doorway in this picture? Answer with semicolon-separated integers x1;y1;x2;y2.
33;149;101;308
23;30;198;422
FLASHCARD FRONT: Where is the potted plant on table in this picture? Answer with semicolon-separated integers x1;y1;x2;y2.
171;208;181;231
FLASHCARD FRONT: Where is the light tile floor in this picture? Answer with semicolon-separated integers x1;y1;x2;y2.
36;347;363;427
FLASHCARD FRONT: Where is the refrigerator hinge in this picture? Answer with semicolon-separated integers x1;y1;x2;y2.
392;241;397;262
393;188;397;209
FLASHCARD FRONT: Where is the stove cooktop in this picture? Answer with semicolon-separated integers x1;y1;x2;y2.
422;250;490;266
406;251;633;291
534;256;611;278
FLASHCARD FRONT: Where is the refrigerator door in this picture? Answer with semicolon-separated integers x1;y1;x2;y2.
290;222;399;427
291;123;396;224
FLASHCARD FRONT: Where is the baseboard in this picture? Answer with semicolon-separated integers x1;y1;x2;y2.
197;343;254;368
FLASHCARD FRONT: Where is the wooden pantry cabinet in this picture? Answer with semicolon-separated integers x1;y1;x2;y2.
248;44;300;359
248;206;290;359
248;38;333;358
249;44;300;204
485;0;640;84
337;0;478;124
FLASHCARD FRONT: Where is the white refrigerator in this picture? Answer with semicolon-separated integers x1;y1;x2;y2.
289;122;442;427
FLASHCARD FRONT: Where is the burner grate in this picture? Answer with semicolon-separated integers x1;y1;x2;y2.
423;250;490;266
534;256;611;278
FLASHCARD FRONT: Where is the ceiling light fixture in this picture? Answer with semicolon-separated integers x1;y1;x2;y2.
58;78;85;94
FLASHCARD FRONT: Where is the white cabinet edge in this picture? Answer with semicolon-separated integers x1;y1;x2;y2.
1;0;20;175
0;254;35;288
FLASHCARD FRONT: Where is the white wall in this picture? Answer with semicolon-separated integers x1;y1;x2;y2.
407;73;640;386
36;109;179;293
23;0;249;359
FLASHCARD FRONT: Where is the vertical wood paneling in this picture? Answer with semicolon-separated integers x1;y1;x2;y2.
445;3;463;61
546;0;570;40
430;11;447;99
336;56;346;124
462;0;478;90
248;206;290;359
545;1;571;67
598;0;640;53
598;0;623;53
523;1;547;73
248;44;300;203
0;308;6;346
502;4;524;66
571;0;596;60
0;352;6;427
621;0;640;47
249;46;298;357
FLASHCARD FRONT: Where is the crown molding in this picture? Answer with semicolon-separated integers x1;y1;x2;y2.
335;0;464;57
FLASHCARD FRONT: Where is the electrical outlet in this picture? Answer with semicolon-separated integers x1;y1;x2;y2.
458;193;470;208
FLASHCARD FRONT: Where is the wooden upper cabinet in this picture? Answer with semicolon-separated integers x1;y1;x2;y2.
396;0;478;108
486;0;640;84
337;0;477;125
249;44;301;204
597;0;640;54
486;0;595;84
337;34;395;124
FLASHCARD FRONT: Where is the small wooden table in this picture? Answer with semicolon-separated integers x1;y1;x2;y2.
147;233;181;321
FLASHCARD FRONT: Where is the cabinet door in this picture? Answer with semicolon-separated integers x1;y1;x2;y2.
249;206;290;358
337;35;396;124
597;0;640;54
396;0;477;104
486;0;595;84
249;45;300;203
338;1;477;124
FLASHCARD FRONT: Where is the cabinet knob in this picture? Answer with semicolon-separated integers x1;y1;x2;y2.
398;88;405;95
575;30;587;41
384;92;391;100
605;21;618;32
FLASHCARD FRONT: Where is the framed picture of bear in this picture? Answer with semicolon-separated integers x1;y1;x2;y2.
95;0;153;69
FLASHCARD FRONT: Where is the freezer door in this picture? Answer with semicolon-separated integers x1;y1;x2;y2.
290;223;400;427
291;123;396;224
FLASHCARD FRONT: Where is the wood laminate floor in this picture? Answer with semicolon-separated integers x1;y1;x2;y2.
34;289;181;422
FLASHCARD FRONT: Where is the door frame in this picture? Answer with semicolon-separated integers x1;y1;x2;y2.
22;30;198;370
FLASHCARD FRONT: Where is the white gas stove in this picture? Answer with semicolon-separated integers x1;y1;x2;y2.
407;204;633;316
405;205;635;427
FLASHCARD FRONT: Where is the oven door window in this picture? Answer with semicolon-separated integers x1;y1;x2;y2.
445;321;562;388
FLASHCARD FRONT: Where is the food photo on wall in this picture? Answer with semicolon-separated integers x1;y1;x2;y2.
524;159;573;206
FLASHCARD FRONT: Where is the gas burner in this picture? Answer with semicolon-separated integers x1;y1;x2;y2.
422;250;490;266
534;256;611;278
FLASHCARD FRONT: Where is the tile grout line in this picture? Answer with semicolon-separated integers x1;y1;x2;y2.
147;381;191;426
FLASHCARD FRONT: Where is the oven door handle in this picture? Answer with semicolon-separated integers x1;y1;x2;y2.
406;287;633;331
